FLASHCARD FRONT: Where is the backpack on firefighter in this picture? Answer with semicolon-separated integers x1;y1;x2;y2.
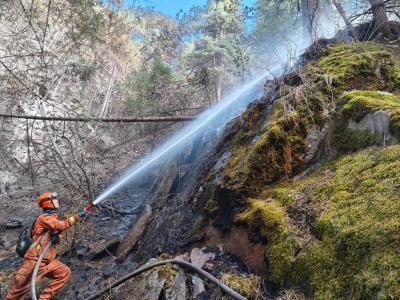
15;216;37;257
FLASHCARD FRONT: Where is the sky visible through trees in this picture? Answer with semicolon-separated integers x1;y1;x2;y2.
131;0;256;16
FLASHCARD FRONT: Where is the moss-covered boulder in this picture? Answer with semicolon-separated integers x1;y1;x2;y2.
308;43;400;94
333;90;400;153
236;200;300;286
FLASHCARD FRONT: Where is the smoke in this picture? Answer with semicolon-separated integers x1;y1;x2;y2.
93;12;341;206
93;71;273;205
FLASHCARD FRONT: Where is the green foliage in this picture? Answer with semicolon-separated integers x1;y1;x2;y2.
253;0;300;41
199;0;243;38
183;36;237;70
131;10;184;63
178;0;248;101
124;58;173;114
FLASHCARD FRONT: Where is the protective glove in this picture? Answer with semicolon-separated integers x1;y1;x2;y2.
50;234;60;244
79;209;89;218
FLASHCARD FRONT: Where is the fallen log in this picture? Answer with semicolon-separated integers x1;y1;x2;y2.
0;113;194;123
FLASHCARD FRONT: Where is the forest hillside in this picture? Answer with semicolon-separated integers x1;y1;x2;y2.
1;1;400;300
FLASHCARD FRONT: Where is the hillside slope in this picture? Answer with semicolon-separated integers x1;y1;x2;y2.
199;41;400;299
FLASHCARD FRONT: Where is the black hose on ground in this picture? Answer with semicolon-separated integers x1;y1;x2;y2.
85;258;248;300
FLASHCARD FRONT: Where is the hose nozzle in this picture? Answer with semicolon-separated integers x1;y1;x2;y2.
84;203;94;211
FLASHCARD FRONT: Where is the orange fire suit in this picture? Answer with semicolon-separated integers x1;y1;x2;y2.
6;212;81;300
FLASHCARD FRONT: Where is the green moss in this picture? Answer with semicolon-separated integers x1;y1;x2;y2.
223;43;400;194
264;183;294;207
332;91;400;153
266;145;400;299
220;273;262;299
340;90;400;131
221;42;400;194
236;200;300;286
308;43;400;94
223;106;311;193
332;116;382;154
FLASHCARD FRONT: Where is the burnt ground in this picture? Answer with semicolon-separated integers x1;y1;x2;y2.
0;57;272;299
0;185;149;299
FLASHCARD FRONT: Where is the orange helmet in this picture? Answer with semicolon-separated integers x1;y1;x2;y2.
37;192;58;209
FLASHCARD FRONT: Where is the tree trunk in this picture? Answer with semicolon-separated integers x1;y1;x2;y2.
301;0;319;42
332;0;355;37
369;0;390;37
215;72;222;102
213;52;222;102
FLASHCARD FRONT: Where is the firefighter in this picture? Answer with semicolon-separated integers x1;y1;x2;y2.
6;192;89;300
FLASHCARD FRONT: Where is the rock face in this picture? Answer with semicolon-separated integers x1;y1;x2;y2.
116;205;152;261
117;126;221;263
348;110;398;145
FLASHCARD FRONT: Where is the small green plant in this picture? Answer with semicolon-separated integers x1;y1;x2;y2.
220;272;263;299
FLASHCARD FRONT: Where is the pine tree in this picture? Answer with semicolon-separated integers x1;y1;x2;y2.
181;0;245;103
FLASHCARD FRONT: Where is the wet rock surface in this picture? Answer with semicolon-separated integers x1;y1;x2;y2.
348;110;398;145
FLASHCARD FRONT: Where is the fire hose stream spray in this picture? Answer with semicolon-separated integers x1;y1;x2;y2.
27;71;275;300
30;203;94;300
27;74;271;300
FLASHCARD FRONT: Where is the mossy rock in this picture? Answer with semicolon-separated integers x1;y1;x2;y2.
206;42;400;298
220;42;400;196
236;199;300;286
307;43;400;94
255;145;400;299
222;93;319;194
333;90;400;153
340;90;400;132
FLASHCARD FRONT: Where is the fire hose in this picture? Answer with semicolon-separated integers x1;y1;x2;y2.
85;258;248;300
30;240;52;300
30;203;94;300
